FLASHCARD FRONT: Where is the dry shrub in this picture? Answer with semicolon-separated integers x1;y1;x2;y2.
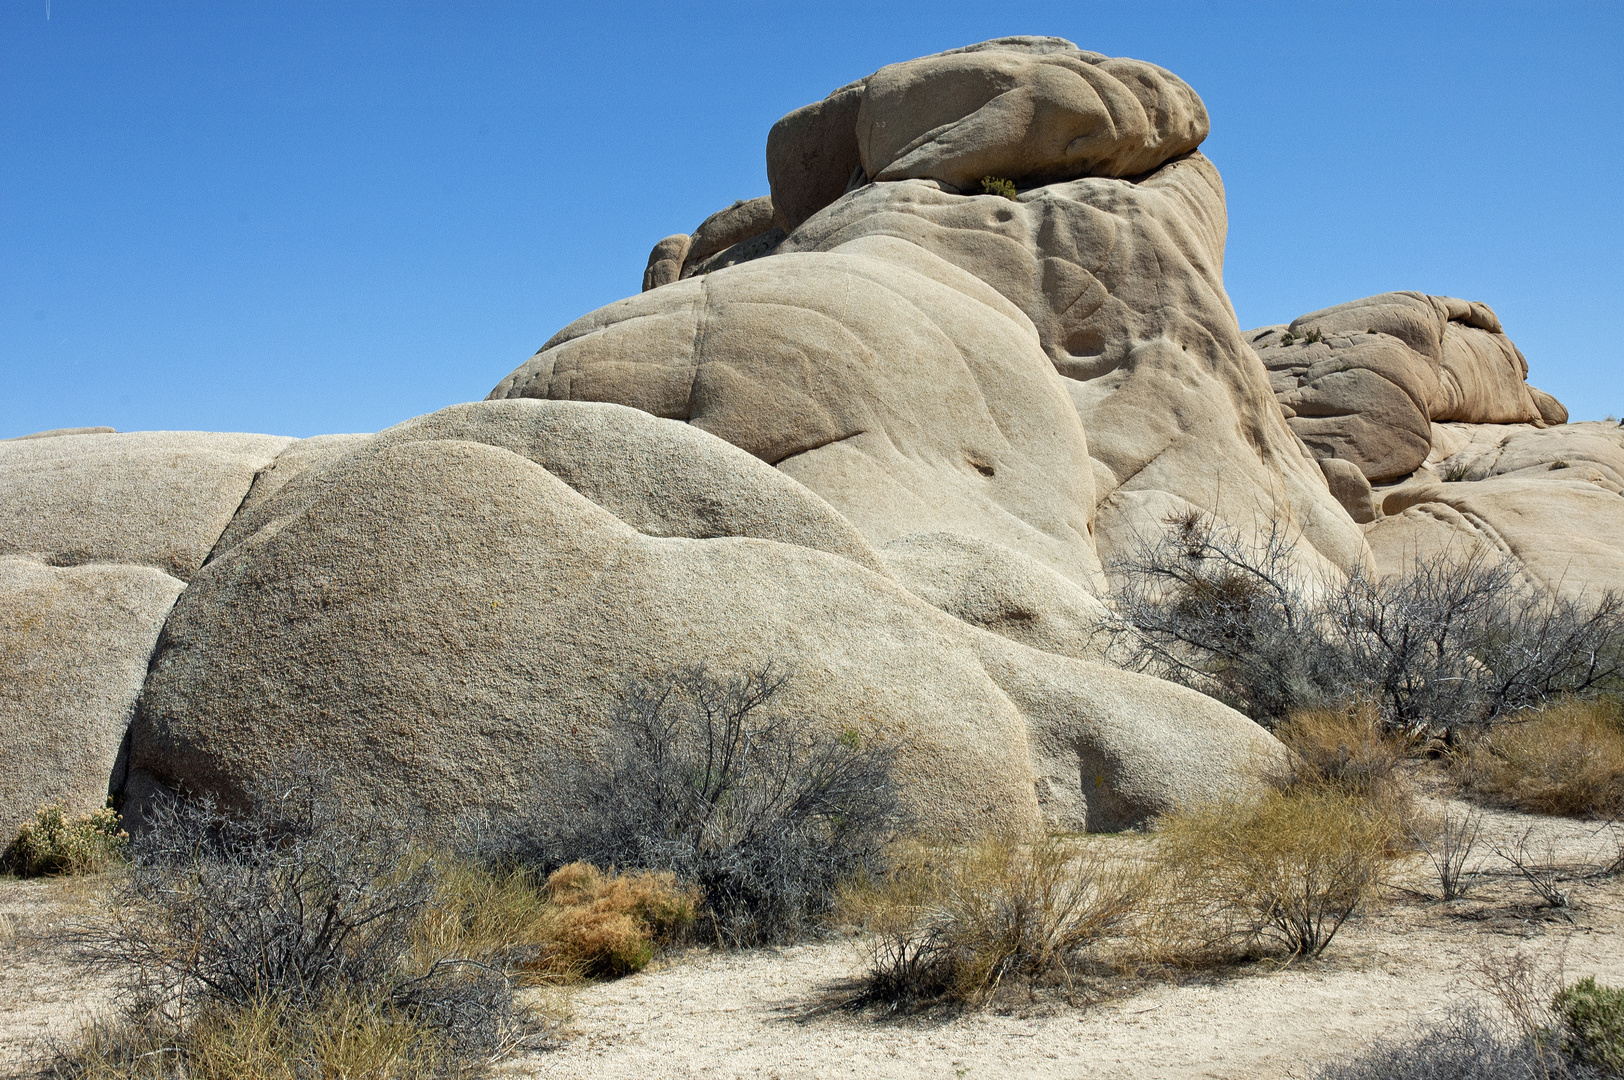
412;860;565;986
542;862;696;977
842;835;1142;1008
1453;698;1624;817
507;664;901;946
1306;1004;1565;1080
1272;703;1419;846
1275;703;1407;795
52;988;458;1080
1109;512;1624;733
67;768;534;1078
1149;787;1397;960
414;859;695;986
3;803;127;877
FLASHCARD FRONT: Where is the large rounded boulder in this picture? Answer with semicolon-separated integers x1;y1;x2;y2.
128;399;1284;837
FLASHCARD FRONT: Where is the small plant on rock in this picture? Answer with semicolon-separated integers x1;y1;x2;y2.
1304;327;1323;344
979;175;1017;200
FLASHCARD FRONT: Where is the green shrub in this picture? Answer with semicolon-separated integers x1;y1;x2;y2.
3;803;126;877
979;175;1017;199
1279;331;1296;346
1555;977;1624;1073
1304;327;1323;344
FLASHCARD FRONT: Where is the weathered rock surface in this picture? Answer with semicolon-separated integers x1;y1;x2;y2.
1250;293;1567;483
1366;421;1624;602
6;426;118;440
766;37;1208;230
493;238;1107;590
0;557;184;841
130;403;1281;837
882;532;1109;661
642;234;690;291
640;197;785;292
777;155;1369;581
36;37;1611;849
0;431;293;580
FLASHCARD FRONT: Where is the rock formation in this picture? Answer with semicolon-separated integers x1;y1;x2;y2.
2;36;1610;847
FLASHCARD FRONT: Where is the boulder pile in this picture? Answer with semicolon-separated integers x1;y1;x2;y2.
5;37;1617;846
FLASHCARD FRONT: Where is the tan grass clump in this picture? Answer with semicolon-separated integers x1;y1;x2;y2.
1149;786;1397;960
1452;698;1624;817
841;835;1142;1008
56;988;458;1080
1275;703;1407;795
415;859;696;983
543;862;697;977
3;803;126;877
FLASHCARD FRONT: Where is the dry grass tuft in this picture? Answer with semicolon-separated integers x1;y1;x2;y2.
840;835;1142;1009
52;988;460;1080
1452;698;1624;817
1274;703;1408;796
542;862;697;977
1271;703;1419;852
414;859;697;984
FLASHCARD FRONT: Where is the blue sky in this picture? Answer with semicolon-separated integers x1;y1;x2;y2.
3;1;1620;439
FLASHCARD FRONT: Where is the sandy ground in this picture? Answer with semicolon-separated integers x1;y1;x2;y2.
4;790;1622;1079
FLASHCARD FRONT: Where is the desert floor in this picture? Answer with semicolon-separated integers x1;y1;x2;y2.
5;783;1622;1080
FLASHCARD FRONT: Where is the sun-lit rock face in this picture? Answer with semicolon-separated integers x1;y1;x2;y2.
1249;292;1567;484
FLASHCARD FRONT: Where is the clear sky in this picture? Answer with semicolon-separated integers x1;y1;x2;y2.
3;1;1620;439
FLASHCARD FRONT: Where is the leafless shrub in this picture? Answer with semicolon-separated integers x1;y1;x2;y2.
1494;828;1574;909
1108;511;1624;735
495;664;903;946
1417;808;1485;901
74;764;530;1070
1306;1004;1571;1080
